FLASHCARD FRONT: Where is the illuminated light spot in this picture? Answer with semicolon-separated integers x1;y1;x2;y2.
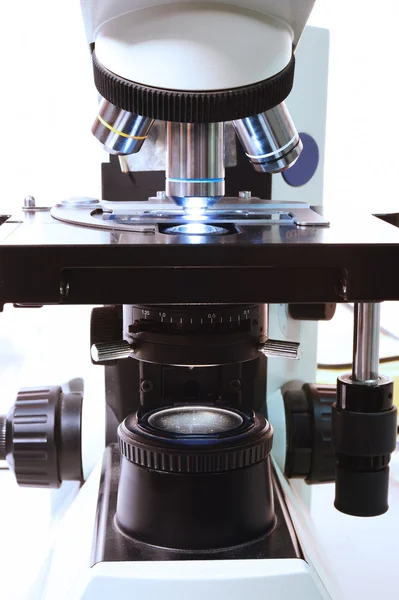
165;224;228;236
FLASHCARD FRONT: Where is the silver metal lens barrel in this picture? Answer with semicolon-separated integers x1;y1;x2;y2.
233;102;302;174
166;122;225;210
352;303;381;383
92;98;154;155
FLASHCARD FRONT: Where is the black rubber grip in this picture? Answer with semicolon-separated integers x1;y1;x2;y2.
335;465;390;517
332;406;397;456
93;51;296;123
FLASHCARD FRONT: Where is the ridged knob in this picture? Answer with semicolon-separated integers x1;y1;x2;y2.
0;415;6;460
91;340;134;363
1;386;83;488
90;306;123;366
259;339;300;360
119;407;273;474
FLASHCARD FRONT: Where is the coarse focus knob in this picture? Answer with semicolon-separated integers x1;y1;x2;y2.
283;383;336;484
259;339;300;360
91;340;134;363
1;386;83;488
333;374;397;517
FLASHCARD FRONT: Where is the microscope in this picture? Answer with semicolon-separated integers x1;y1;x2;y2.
1;1;399;599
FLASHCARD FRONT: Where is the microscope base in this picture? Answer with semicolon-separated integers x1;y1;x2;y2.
74;559;330;599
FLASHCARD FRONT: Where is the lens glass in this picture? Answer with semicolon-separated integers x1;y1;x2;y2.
148;406;243;435
165;223;228;236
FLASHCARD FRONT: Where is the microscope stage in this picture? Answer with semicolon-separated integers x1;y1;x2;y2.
1;199;399;306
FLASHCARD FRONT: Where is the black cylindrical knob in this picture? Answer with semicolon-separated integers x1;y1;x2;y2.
335;465;390;517
333;375;397;517
2;386;83;488
116;405;275;550
283;383;336;484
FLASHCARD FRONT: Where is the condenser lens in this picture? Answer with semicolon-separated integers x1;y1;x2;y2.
165;223;228;235
147;406;243;435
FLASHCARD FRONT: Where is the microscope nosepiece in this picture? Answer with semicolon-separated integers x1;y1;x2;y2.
233;102;302;174
92;98;154;155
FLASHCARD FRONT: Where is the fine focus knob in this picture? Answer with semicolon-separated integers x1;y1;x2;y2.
259;339;300;360
333;374;397;517
91;340;134;363
1;386;83;488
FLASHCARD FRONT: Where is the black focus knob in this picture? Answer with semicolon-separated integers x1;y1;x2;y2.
0;386;83;488
333;374;397;517
283;382;336;484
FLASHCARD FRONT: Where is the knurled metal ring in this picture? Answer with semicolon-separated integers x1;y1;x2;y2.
93;51;296;123
118;408;273;474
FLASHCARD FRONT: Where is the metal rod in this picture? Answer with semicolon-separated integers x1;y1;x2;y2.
91;340;134;363
352;303;380;382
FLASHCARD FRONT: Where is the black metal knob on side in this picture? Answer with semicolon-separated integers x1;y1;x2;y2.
333;375;397;517
283;382;336;484
1;386;83;488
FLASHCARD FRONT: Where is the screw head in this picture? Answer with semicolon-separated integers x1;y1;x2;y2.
60;282;70;298
141;380;154;393
23;195;36;208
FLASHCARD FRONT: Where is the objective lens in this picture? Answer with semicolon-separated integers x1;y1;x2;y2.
92;98;154;155
233;102;302;173
148;405;243;435
166;122;225;210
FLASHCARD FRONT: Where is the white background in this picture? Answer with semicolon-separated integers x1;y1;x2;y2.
0;0;103;209
308;0;399;213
